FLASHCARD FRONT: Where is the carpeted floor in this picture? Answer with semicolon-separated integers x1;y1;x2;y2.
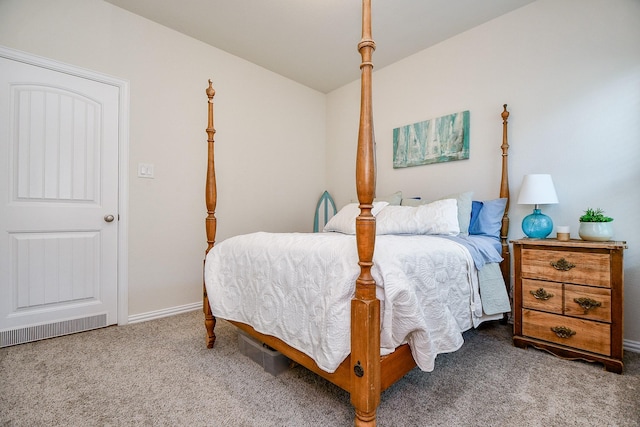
1;310;638;426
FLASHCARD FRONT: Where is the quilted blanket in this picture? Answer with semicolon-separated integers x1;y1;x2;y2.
204;232;507;373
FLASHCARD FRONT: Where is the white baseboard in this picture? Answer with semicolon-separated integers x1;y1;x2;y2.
624;339;640;353
125;303;640;354
127;302;200;324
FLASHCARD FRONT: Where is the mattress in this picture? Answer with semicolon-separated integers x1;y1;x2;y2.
204;231;509;373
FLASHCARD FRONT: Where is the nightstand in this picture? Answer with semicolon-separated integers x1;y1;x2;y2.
512;238;626;373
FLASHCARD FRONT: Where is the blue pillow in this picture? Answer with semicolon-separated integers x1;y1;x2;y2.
469;200;483;231
469;198;507;240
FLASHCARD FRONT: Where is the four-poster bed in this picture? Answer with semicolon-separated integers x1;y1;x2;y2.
203;2;512;425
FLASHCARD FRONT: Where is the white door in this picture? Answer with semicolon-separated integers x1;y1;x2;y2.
0;55;119;346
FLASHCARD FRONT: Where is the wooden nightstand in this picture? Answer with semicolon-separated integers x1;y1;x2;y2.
512;238;626;373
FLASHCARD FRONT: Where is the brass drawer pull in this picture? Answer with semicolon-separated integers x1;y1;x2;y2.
530;287;554;300
550;258;575;271
574;297;602;314
551;326;576;339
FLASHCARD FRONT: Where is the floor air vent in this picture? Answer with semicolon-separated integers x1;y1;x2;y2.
0;314;107;347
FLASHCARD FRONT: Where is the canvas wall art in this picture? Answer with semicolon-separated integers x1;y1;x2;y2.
393;110;470;168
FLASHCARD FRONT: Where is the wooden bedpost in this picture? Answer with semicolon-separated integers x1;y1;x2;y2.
204;79;217;348
499;104;511;289
351;0;380;426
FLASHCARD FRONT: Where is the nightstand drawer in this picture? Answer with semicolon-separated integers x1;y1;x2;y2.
521;248;611;287
522;279;562;314
564;284;611;322
522;309;610;356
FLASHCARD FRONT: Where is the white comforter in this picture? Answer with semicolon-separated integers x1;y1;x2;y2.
204;232;501;373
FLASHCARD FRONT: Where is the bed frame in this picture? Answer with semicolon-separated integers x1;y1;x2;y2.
203;2;511;425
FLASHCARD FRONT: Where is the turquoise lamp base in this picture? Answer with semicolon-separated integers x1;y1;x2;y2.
522;208;553;238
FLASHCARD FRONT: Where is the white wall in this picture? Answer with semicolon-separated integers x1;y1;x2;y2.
0;0;326;317
327;0;640;346
2;0;639;348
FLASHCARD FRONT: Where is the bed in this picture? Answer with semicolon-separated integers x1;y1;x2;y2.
202;2;512;425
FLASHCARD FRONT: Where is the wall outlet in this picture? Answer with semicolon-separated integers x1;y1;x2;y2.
137;163;154;178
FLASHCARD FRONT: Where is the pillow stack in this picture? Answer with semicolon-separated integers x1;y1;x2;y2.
325;190;507;240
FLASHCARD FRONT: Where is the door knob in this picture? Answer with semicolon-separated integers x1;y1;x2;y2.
104;214;115;223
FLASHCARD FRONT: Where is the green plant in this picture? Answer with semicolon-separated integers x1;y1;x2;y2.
579;208;613;222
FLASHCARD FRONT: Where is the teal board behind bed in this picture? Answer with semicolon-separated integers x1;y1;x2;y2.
313;191;337;232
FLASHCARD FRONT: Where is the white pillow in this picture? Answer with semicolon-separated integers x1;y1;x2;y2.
400;191;472;235
376;199;460;235
323;201;389;234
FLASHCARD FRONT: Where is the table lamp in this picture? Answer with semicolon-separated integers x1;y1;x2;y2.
517;174;558;238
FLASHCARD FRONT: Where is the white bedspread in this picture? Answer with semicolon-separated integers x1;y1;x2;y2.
204;232;505;373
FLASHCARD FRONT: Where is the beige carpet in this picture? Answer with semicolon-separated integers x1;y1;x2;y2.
1;310;638;426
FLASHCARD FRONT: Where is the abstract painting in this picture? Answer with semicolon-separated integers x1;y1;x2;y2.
393;110;470;168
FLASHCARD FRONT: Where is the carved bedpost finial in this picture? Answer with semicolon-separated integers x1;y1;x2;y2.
502;104;509;122
206;79;216;99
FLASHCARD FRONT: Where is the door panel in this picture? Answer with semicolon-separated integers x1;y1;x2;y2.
0;56;119;346
12;232;100;308
14;86;99;202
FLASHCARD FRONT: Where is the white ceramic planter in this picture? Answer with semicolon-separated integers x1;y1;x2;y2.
578;221;614;241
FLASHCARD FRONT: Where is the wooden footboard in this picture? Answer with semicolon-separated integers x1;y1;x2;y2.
230;319;416;395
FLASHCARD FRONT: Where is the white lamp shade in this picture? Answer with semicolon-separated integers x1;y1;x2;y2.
517;174;559;205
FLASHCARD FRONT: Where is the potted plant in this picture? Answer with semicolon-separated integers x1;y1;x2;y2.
578;208;614;241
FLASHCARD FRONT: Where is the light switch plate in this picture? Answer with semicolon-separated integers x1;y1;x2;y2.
138;163;154;178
